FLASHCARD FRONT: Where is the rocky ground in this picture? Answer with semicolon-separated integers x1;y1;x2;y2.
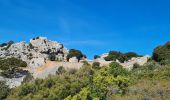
28;61;83;79
0;37;149;88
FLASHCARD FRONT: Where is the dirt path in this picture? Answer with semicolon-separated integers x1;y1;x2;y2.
27;61;83;78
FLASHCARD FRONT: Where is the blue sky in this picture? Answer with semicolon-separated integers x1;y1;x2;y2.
0;0;170;59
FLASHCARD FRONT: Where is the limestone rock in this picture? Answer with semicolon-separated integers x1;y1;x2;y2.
0;37;68;68
29;58;46;68
69;57;78;62
120;55;150;70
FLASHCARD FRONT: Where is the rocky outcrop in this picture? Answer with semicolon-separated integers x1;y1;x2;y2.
69;57;78;62
94;53;149;69
0;76;26;88
120;55;150;70
0;37;69;68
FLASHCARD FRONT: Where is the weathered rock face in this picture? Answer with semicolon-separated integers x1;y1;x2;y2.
120;55;150;70
94;52;149;70
0;37;69;68
69;57;78;62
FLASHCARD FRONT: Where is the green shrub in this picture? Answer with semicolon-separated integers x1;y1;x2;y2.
152;41;170;64
92;62;100;69
67;49;86;61
109;62;129;77
105;51;141;63
29;43;34;49
94;55;100;59
0;81;10;100
22;72;34;84
56;66;66;75
0;57;27;78
81;61;90;66
19;84;37;96
133;63;141;69
48;53;56;61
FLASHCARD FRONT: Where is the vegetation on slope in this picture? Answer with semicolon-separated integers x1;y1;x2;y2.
0;57;27;78
104;51;141;63
0;41;170;100
152;41;170;65
67;49;86;61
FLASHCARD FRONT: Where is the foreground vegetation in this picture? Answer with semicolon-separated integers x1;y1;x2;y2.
0;60;168;100
0;41;170;100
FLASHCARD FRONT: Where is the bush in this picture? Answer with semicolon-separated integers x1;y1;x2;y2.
0;81;10;100
133;63;141;69
0;57;27;78
109;62;129;77
92;62;100;69
56;66;66;75
81;61;90;66
125;52;140;59
105;51;141;63
22;72;34;84
29;43;34;49
68;69;77;74
94;55;100;59
19;84;37;96
48;53;56;61
67;49;86;61
0;43;7;47
152;41;170;64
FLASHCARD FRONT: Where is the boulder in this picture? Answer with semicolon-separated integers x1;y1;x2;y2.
69;57;78;62
29;58;46;68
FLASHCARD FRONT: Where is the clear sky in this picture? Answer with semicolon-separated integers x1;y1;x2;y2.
0;0;170;59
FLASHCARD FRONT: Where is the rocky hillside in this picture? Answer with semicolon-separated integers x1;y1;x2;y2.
0;37;69;68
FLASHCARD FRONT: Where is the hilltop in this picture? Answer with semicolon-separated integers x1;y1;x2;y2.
0;37;170;100
0;37;150;88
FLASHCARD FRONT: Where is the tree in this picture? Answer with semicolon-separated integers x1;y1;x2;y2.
104;51;141;63
67;49;86;61
152;41;170;64
94;55;100;59
0;58;27;78
125;52;140;59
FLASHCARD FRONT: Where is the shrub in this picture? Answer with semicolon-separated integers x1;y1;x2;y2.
19;84;36;96
133;63;141;69
81;61;90;66
0;81;10;100
92;62;100;69
109;62;129;77
56;66;66;75
94;55;100;59
125;52;140;59
105;51;141;63
152;41;170;64
0;57;27;78
48;53;56;61
29;43;34;49
0;43;7;47
22;72;34;84
68;69;77;74
67;49;86;61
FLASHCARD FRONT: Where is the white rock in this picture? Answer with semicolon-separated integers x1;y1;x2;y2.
120;55;150;70
0;37;69;68
69;57;78;62
29;58;46;68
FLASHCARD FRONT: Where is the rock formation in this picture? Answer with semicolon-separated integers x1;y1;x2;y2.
0;37;69;68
